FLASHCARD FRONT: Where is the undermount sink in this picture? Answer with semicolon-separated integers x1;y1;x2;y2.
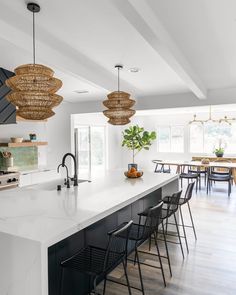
28;179;89;191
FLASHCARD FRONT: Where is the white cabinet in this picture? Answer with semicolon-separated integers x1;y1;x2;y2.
19;169;59;187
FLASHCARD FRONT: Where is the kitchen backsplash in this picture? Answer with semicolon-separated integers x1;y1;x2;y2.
0;147;38;169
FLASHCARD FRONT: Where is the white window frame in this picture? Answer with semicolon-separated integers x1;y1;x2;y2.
157;125;184;153
188;123;204;154
188;122;236;155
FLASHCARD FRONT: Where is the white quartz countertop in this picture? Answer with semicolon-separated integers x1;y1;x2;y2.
0;171;178;247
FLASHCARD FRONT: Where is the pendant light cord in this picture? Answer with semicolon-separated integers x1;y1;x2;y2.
118;66;120;92
33;9;36;64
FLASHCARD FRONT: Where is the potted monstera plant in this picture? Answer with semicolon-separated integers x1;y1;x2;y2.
122;125;156;171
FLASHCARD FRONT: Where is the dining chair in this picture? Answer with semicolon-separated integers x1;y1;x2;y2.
152;160;171;173
207;165;232;197
211;160;233;182
188;162;207;186
179;164;200;192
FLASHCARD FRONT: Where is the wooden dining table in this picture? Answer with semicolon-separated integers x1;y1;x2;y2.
154;160;236;184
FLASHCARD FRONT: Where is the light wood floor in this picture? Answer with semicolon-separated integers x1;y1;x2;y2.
97;182;236;295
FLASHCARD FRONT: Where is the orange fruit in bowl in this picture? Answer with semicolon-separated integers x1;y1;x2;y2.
130;167;136;173
136;172;142;177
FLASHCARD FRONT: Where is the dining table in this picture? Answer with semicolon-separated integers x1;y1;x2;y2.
153;160;236;184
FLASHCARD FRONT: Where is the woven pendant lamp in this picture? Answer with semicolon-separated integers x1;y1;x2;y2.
103;65;135;125
5;3;63;120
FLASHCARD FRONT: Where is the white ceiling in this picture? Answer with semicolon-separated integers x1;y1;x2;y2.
147;0;236;90
0;0;236;105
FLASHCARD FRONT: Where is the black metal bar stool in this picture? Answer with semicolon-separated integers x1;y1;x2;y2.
163;182;197;254
137;204;173;278
140;191;184;260
178;182;197;240
60;220;133;295
119;202;165;295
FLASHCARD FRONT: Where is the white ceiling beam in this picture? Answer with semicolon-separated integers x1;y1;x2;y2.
111;0;207;99
0;3;138;96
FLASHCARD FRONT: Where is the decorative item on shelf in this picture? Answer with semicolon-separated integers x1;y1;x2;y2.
103;65;135;125
29;133;37;141
0;151;13;168
201;158;210;165
189;105;236;125
122;125;156;171
124;166;143;178
5;3;63;121
10;137;23;143
213;138;226;157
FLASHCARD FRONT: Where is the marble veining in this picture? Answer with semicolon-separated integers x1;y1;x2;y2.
0;171;178;246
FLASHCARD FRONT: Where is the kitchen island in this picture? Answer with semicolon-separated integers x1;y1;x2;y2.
0;171;178;295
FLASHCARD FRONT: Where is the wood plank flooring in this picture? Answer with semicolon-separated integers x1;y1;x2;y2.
97;182;236;295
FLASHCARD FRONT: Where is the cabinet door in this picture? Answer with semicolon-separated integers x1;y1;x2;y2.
19;173;32;187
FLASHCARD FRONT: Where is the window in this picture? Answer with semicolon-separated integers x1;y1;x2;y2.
189;122;236;154
189;124;204;153
157;126;184;153
75;125;106;175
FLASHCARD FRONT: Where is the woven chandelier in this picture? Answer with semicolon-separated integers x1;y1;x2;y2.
103;65;135;125
6;3;63;120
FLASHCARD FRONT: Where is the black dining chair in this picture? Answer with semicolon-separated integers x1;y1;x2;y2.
60;220;133;295
152;160;171;173
211;160;234;185
207;166;232;197
179;164;200;192
188;163;207;186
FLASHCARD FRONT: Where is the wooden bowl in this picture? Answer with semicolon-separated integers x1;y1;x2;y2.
124;171;143;178
11;137;23;143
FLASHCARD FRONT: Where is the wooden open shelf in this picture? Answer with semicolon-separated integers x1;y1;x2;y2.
0;141;48;147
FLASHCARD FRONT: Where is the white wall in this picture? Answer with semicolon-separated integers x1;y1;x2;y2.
0;103;74;169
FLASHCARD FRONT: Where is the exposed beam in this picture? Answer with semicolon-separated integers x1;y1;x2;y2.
68;87;236;114
111;0;207;99
0;3;138;96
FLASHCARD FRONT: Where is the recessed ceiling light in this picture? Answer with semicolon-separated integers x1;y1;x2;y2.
74;90;89;94
129;67;141;73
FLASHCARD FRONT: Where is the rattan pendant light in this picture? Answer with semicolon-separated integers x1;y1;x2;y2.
6;3;63;120
103;65;135;125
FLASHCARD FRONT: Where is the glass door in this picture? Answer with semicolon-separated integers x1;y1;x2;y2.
74;125;106;176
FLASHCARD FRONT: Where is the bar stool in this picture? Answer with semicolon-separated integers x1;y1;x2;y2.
60;220;133;295
163;182;197;254
139;191;184;260
119;202;165;295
